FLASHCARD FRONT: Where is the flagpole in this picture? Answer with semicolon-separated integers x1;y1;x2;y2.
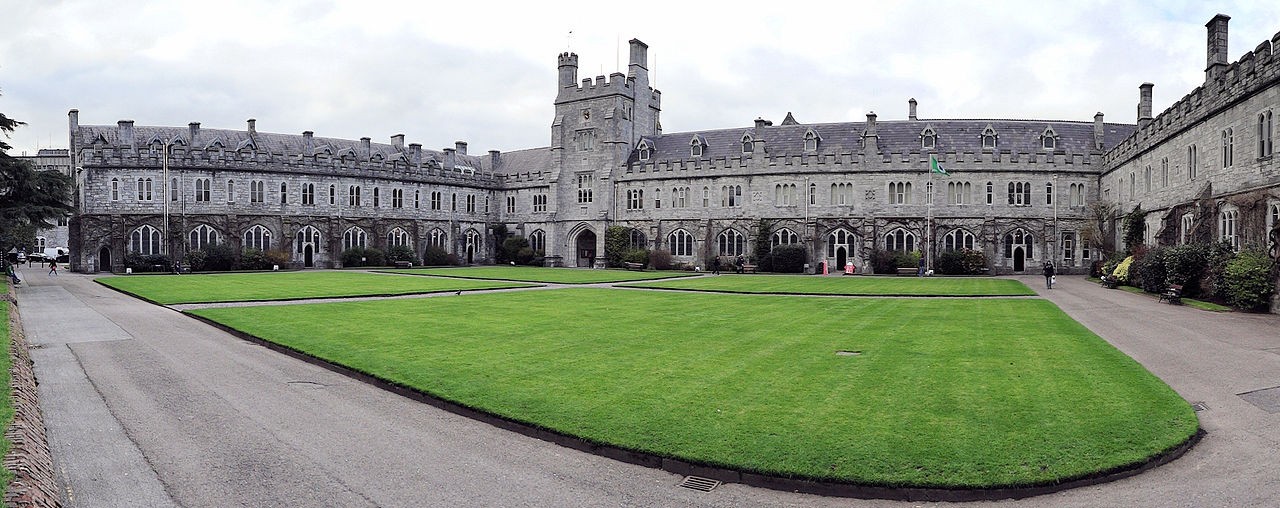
927;161;933;272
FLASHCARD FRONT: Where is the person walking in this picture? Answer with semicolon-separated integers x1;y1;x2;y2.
48;262;58;276
711;256;721;275
918;256;926;277
1043;261;1055;289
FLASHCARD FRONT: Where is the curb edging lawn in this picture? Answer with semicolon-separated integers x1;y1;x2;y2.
3;286;62;507
184;310;1203;502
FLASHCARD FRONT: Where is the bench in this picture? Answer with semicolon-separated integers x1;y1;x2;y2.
741;263;757;274
394;260;413;269
1159;284;1183;304
623;262;645;271
1100;275;1119;289
896;267;918;276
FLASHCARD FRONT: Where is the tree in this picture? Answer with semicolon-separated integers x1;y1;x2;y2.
1080;201;1117;259
1;97;75;254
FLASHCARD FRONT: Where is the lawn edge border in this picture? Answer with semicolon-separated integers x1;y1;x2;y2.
615;284;1038;298
184;310;1204;502
92;277;533;305
373;268;699;285
3;287;63;507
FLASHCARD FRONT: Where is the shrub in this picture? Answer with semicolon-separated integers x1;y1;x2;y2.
650;249;673;270
183;250;207;272
239;248;270;270
870;249;896;274
124;252;172;272
603;226;631;268
1204;240;1237;300
516;247;537;266
1112;255;1134;284
1133;247;1170;293
770;245;807;273
386;245;416;265
203;243;239;271
422;246;451;266
1122;205;1146;253
340;247;383;267
893;251;921;269
936;249;988;275
1222;249;1276;311
623;249;650;267
1163;244;1207;297
500;237;529;265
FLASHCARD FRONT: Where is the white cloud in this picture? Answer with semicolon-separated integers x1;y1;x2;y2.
2;0;1279;156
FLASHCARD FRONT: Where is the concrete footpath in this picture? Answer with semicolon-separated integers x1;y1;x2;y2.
9;266;1280;507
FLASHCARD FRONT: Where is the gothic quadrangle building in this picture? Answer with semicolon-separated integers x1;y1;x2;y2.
64;15;1280;308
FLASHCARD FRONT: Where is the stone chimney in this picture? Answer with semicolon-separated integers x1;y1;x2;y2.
443;147;456;171
68;109;79;137
909;98;918;120
360;137;371;159
246;118;256;136
189;122;201;145
863;112;879;153
409;143;422;165
1205;14;1231;81
391;134;405;151
1093;112;1105;150
455;141;468;155
1137;83;1154;129
302;131;314;154
117;120;135;148
488;149;501;169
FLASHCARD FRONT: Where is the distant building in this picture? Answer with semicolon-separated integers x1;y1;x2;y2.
65;14;1278;309
14;148;72;259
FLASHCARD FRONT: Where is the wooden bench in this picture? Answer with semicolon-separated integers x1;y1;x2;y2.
741;263;757;274
1100;275;1119;289
394;260;413;269
623;262;645;271
1159;284;1183;304
896;267;918;276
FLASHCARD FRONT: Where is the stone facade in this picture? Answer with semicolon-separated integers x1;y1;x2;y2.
13;149;72;259
66;17;1279;301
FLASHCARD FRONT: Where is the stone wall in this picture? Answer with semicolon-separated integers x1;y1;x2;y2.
3;287;61;508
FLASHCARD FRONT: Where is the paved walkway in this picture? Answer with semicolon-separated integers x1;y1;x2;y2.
10;266;1280;507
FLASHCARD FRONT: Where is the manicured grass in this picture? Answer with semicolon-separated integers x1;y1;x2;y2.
97;271;534;304
1;301;14;496
624;274;1036;296
379;265;699;284
1088;278;1232;312
190;289;1197;488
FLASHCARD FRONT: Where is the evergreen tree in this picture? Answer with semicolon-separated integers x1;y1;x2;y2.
1;94;76;254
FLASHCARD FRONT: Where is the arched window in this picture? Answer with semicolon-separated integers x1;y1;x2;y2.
772;228;798;247
637;141;651;161
717;229;744;256
129;225;161;255
920;126;936;149
427;228;448;249
243;225;271;251
702;187;709;207
986;181;993;205
628;228;647;250
387;227;411;248
885;228;915;253
189;224;219;251
1046;182;1054;205
1041;127;1057;150
280;182;288;204
342;227;367;251
827;229;855;257
1144;166;1151;192
690;137;704;157
943;229;975;252
373;187;381;207
111;178;120;201
328;185;335;205
668;229;694;257
809;183;816;205
136;177;152;201
1220;209;1239;251
981;125;998;149
1003;229;1034;259
529;229;546;254
803;130;819;151
226;180;235;203
295;225;321;254
170;178;179;202
302;183;315;205
741;134;754;154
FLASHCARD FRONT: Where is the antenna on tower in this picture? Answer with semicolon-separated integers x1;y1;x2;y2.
567;30;573;51
616;34;620;72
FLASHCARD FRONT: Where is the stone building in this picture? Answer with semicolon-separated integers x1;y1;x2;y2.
13;148;72;258
66;15;1279;302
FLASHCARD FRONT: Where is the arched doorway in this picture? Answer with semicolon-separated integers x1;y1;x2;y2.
575;230;597;267
1004;228;1033;272
303;245;314;268
835;246;847;270
97;246;111;273
1013;247;1025;272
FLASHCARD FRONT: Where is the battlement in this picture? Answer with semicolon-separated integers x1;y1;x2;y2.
625;147;1100;177
1103;20;1280;172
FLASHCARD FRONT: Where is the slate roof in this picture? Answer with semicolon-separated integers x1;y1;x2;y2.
75;124;489;170
631;119;1137;164
490;146;553;175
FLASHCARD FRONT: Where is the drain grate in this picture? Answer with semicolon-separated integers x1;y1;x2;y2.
835;350;862;357
678;475;721;492
1191;401;1208;412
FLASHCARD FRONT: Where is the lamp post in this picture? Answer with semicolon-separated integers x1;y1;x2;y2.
1053;173;1059;264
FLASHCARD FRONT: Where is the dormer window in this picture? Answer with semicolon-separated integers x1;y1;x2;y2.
981;125;998;149
1041;127;1057;150
920;126;937;149
741;134;754;154
637;141;651;161
803;130;820;152
690;136;705;157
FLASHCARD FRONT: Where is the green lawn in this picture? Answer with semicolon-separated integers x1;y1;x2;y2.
379;266;699;284
190;288;1196;488
1;301;14;497
98;271;534;304
624;274;1036;296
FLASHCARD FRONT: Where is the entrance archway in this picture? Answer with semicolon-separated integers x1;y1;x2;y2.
835;246;847;271
303;245;314;268
575;230;597;267
98;246;111;273
1013;247;1025;272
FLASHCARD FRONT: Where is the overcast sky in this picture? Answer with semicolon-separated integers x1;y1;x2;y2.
3;1;1279;157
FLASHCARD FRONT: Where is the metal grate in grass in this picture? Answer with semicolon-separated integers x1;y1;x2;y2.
677;476;721;492
835;350;862;356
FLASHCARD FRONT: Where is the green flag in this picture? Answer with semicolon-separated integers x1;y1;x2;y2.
929;154;950;176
